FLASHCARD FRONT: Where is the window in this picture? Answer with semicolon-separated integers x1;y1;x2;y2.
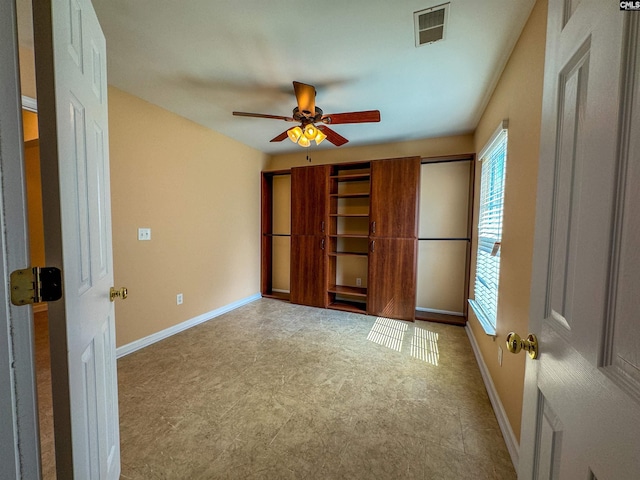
469;121;508;336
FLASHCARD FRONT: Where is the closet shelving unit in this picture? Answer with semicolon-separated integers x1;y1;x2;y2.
327;163;371;313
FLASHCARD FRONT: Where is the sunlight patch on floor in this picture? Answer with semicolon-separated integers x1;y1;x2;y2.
411;327;439;366
367;317;408;352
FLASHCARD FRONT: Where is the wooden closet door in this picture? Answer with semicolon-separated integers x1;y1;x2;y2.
368;238;417;320
290;165;329;307
290;235;327;307
291;165;329;235
370;157;420;238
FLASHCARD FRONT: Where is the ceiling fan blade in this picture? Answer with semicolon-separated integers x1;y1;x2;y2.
233;111;294;121
270;130;290;142
317;125;348;147
321;110;381;124
293;81;316;116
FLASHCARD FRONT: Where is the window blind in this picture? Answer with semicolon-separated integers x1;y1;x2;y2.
470;125;507;334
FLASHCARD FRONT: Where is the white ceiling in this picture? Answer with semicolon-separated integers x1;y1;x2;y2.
17;0;536;155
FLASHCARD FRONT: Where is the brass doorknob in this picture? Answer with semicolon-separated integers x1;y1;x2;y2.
505;332;539;359
110;287;128;302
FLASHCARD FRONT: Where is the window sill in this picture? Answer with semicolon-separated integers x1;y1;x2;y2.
468;299;496;337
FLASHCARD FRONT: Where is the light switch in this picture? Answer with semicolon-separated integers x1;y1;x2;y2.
138;228;151;241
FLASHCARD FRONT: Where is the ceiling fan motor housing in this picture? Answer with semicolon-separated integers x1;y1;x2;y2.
293;106;324;124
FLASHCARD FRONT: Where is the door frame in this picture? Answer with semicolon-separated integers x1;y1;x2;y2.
0;0;41;477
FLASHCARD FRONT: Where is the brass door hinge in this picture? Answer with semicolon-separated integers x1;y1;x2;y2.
10;267;62;306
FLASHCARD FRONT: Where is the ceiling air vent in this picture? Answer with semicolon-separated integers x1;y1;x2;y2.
414;3;449;47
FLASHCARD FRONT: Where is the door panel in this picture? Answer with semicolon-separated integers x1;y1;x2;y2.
519;2;640;478
291;165;329;236
33;0;120;477
606;15;640;399
370;157;420;238
290;235;327;308
533;398;563;480
368;238;416;320
546;41;589;336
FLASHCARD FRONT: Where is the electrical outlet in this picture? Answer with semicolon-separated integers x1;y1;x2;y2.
138;228;151;241
356;277;362;286
176;293;183;305
498;346;503;366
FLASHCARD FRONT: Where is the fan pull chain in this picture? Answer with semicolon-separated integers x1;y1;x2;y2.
306;143;316;163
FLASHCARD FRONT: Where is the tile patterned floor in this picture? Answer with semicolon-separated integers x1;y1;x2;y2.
117;299;516;479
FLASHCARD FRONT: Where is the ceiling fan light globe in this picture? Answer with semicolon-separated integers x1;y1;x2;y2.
304;124;318;140
298;135;311;147
314;129;327;145
287;126;303;143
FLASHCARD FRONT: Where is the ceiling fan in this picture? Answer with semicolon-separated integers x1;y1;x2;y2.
232;81;381;147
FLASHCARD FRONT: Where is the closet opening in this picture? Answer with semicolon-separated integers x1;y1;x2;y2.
415;155;474;325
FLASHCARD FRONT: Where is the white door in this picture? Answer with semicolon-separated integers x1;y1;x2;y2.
519;1;640;478
33;0;120;478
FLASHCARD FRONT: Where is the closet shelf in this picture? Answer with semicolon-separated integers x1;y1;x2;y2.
328;301;367;314
330;213;369;218
329;234;369;239
327;285;367;297
330;173;371;181
330;193;370;198
328;251;368;257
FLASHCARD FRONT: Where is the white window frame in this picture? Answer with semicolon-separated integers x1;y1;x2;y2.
469;120;508;336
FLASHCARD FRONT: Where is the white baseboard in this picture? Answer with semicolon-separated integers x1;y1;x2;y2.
465;324;519;469
116;293;261;359
415;306;464;316
22;95;37;112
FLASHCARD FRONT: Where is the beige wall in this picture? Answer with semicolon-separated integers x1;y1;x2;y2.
266;134;474;171
108;87;267;347
24;140;46;268
22;111;46;314
22;110;39;141
469;0;547;442
18;46;37;99
22;109;44;268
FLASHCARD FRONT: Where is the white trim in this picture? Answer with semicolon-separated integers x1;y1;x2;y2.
415;306;464;316
21;96;37;112
478;119;509;160
468;299;497;336
465;323;519;469
116;293;261;358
